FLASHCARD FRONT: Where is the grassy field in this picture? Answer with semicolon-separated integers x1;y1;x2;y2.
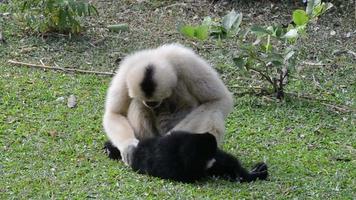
1;0;355;199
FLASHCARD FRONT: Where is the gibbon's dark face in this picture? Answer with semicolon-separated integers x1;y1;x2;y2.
126;61;177;105
140;65;156;99
137;64;178;109
140;65;162;109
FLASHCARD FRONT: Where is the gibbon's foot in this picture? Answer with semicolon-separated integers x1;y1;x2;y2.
121;144;137;166
104;141;122;160
249;162;268;181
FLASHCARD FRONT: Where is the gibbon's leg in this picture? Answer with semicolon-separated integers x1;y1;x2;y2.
103;99;159;161
169;78;233;144
104;111;139;165
207;150;268;182
103;69;139;165
171;105;227;144
247;162;269;182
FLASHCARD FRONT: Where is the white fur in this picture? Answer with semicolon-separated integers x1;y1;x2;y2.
103;44;233;156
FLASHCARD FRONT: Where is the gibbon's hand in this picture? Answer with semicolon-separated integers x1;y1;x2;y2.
121;143;138;166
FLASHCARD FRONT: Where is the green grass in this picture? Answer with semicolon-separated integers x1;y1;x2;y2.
1;0;355;199
1;66;354;199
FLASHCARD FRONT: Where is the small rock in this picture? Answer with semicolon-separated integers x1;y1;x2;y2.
285;127;293;133
55;96;65;102
307;144;316;150
67;95;77;108
49;130;57;137
330;30;336;36
345;32;351;38
6;116;17;124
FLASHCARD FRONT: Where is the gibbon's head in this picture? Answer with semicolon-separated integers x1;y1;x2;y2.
126;60;177;107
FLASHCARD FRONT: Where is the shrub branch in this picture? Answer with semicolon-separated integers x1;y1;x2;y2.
7;60;114;76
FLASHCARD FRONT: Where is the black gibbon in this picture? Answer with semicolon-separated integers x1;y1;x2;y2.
104;131;268;183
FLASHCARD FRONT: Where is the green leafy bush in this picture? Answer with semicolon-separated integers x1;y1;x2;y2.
234;1;333;99
9;0;98;34
234;27;296;99
179;2;333;100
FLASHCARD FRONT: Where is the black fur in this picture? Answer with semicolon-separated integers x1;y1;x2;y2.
104;141;122;160
140;65;156;98
104;131;268;183
207;150;268;182
131;132;217;183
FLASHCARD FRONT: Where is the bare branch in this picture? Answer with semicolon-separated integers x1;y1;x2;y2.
286;92;355;113
7;60;115;76
247;66;274;86
302;61;329;66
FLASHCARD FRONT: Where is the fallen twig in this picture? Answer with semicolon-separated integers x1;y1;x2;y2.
262;95;275;102
230;85;263;89
286;92;355;113
302;61;329;66
8;60;115;76
319;102;352;113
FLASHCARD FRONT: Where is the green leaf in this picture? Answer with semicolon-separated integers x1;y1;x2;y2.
314;5;324;16
306;0;321;16
263;44;272;52
283;29;298;39
194;25;209;40
83;3;89;16
230;12;242;35
274;26;285;38
210;26;227;39
306;0;332;19
233;57;246;69
325;3;334;12
76;2;85;16
267;53;284;63
312;3;332;18
58;8;67;27
180;25;196;38
271;60;283;67
89;4;99;16
21;1;28;12
250;26;269;35
293;10;309;26
222;10;238;30
284;50;295;62
180;25;209;41
222;10;242;31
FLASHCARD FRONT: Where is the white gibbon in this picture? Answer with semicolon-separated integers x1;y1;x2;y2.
103;43;233;165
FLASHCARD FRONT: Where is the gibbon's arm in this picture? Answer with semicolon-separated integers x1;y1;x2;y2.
170;52;234;144
103;68;139;161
